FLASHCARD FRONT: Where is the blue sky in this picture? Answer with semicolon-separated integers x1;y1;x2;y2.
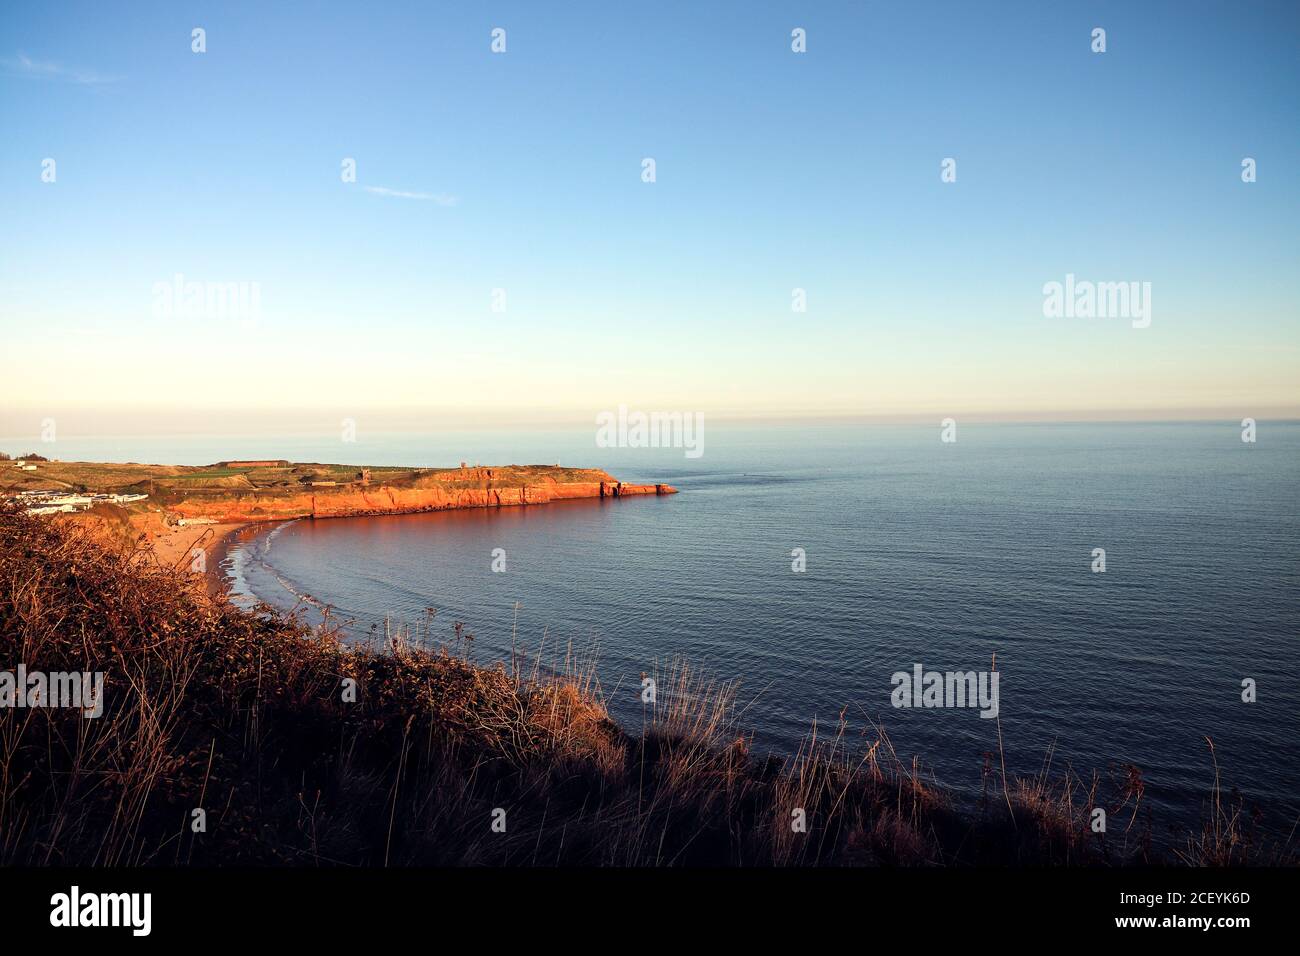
1;0;1297;431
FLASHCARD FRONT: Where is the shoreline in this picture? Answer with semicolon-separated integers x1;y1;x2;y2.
192;486;674;599
139;518;253;594
13;460;678;597
203;520;267;597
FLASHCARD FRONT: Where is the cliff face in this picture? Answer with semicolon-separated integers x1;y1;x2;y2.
168;474;677;524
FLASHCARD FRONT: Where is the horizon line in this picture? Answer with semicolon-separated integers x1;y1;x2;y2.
2;405;1298;443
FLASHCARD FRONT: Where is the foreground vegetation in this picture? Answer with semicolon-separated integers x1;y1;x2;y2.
0;505;1290;866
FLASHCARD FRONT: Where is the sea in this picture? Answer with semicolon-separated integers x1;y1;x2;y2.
21;422;1300;838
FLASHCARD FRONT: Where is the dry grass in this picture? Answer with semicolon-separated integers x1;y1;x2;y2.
0;504;1292;867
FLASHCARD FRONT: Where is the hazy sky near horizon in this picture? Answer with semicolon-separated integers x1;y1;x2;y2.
2;0;1298;433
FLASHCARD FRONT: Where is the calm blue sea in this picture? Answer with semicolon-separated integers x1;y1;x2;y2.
22;423;1300;835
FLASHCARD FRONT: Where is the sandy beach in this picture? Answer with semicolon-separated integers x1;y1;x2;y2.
143;519;253;594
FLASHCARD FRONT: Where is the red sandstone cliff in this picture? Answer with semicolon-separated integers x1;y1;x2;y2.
167;470;677;524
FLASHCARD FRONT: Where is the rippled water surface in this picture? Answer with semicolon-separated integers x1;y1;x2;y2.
207;423;1300;832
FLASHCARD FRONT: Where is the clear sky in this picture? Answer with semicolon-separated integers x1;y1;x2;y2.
1;0;1298;434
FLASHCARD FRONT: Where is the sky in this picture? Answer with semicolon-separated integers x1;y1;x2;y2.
1;0;1298;437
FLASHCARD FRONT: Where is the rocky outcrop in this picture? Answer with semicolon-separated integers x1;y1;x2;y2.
165;470;677;524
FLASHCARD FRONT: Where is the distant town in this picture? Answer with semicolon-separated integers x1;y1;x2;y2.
3;454;149;514
11;488;149;515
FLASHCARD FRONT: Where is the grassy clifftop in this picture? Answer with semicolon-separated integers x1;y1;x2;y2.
0;459;616;501
0;506;1286;866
